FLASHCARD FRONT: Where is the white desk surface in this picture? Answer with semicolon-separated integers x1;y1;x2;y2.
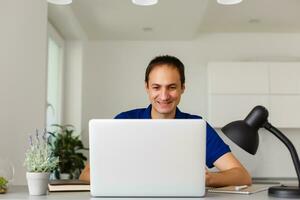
0;185;293;200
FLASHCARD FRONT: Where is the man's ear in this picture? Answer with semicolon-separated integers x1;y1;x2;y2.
181;84;185;94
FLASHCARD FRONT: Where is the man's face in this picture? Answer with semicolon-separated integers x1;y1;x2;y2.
145;64;185;118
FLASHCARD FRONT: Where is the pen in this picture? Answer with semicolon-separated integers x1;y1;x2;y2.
235;185;248;191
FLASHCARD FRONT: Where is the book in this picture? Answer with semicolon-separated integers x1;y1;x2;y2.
48;180;90;192
207;183;281;195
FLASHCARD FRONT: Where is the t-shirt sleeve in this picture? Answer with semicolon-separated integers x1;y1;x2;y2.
114;112;128;119
206;122;231;168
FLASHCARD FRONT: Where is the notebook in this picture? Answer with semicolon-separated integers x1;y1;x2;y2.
207;183;281;194
48;180;90;192
89;119;207;197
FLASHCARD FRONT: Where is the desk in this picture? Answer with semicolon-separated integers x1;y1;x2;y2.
0;186;292;200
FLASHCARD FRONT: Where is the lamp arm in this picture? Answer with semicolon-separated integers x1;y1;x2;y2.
264;122;300;187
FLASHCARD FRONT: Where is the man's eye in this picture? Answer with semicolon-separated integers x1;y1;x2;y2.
170;86;176;90
152;87;159;90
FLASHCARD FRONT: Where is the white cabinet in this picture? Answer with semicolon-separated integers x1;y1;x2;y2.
208;62;269;94
208;94;269;127
270;95;300;128
208;62;300;128
269;63;300;94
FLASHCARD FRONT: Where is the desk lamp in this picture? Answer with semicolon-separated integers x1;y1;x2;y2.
221;105;300;198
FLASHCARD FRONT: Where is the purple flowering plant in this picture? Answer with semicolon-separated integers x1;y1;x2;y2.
24;129;59;172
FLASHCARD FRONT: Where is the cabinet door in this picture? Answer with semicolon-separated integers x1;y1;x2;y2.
208;95;269;127
269;95;300;128
269;63;300;94
208;62;269;94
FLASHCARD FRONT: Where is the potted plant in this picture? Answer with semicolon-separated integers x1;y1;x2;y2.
24;129;59;195
0;177;8;194
0;157;14;194
48;124;88;180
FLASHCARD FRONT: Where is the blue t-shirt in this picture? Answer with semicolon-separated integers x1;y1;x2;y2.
115;105;231;168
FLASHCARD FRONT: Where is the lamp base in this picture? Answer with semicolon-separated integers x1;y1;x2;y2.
268;185;300;198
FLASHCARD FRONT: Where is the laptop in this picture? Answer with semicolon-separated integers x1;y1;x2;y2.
89;119;206;197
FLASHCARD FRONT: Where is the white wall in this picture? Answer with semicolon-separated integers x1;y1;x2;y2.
82;33;300;178
0;0;48;185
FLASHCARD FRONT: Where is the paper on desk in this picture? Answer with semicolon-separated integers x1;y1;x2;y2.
207;183;281;195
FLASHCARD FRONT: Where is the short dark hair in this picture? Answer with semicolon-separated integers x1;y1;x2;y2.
145;55;185;86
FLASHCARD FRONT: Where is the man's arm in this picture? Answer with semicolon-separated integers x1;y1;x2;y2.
206;152;252;187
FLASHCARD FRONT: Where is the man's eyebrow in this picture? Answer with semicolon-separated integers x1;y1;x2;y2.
151;83;160;86
151;83;177;87
166;83;177;87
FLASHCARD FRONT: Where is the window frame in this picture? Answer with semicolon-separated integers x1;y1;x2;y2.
46;22;65;127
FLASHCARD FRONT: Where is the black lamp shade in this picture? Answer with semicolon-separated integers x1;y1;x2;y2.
221;106;269;155
221;120;259;155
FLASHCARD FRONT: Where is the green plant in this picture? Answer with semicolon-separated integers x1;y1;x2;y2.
48;124;88;179
24;129;59;172
0;176;8;194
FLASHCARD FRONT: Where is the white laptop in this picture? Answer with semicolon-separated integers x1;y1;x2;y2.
89;119;206;197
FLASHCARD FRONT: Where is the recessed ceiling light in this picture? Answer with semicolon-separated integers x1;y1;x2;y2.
47;0;72;5
142;27;153;32
248;19;261;24
132;0;158;6
217;0;243;5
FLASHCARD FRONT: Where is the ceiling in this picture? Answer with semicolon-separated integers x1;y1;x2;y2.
48;0;300;40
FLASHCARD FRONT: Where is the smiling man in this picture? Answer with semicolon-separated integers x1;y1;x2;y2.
80;55;252;187
146;64;184;119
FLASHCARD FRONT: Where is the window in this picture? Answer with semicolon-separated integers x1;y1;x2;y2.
46;23;64;128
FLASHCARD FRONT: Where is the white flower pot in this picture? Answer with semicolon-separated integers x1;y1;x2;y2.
60;173;70;180
26;172;50;195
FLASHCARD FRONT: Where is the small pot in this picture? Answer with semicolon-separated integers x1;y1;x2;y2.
0;186;7;194
59;173;70;180
26;172;50;195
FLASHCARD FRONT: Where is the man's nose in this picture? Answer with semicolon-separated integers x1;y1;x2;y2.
160;89;170;100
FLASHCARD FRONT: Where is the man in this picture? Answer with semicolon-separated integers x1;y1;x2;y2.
80;55;252;187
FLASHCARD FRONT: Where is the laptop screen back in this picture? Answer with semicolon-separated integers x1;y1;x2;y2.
89;119;206;197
